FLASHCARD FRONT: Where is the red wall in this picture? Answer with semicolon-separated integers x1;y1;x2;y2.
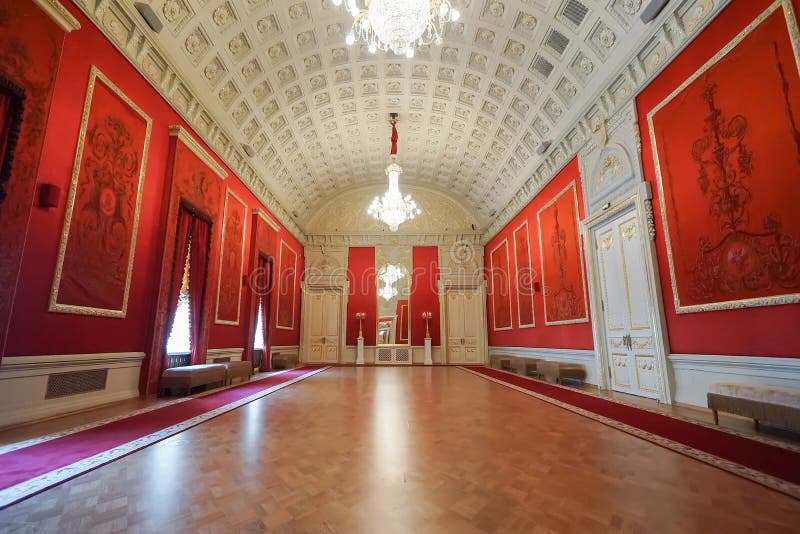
346;247;376;345
484;158;594;350
636;0;800;357
2;3;302;385
411;246;440;346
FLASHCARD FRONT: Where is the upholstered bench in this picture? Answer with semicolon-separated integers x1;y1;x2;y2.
159;364;226;396
524;359;543;378
221;360;253;385
538;361;586;384
708;383;800;432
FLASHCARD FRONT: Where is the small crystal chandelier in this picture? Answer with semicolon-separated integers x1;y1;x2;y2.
368;114;421;232
332;0;461;58
378;264;405;301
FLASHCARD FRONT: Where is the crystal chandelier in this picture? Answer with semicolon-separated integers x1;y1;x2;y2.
332;0;461;58
367;114;421;232
378;264;405;301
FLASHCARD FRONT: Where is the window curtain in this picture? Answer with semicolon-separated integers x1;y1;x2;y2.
188;215;211;365
0;90;13;178
258;256;272;362
163;207;194;367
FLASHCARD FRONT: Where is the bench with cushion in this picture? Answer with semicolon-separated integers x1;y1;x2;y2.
159;364;226;396
221;360;253;385
708;383;800;432
537;361;586;384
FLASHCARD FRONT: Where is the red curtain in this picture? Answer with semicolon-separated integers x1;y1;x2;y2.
163;207;193;367
0;91;12;176
258;256;272;365
189;216;211;365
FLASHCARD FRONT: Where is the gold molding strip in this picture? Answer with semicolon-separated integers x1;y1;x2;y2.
33;0;81;33
253;208;280;232
168;125;228;180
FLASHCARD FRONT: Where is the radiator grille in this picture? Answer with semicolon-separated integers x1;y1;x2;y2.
46;369;108;399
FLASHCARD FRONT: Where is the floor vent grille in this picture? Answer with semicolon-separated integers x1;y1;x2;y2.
46;369;108;399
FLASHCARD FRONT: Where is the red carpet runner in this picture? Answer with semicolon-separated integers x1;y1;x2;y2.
0;365;327;509
461;366;800;499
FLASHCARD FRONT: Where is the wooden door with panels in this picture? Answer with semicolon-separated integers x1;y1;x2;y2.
306;289;341;363
445;287;483;364
595;209;660;398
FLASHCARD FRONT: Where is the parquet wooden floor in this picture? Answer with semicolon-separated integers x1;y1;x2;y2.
1;366;799;533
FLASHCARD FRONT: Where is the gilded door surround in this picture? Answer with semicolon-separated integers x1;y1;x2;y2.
438;279;488;365
581;183;673;403
299;280;348;364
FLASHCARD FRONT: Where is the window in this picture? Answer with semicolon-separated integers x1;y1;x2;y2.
166;240;192;355
253;298;265;351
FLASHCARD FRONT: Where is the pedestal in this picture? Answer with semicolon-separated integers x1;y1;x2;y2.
356;337;365;365
424;337;432;365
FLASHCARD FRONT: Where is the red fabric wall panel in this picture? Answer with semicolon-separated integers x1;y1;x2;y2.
411;246;440;346
346;247;377;345
4;4;303;382
484;158;594;350
0;2;64;360
636;0;800;357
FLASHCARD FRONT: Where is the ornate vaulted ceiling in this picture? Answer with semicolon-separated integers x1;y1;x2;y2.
79;0;722;238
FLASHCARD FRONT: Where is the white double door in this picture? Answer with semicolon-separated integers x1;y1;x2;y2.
306;290;341;363
595;210;661;399
445;287;484;364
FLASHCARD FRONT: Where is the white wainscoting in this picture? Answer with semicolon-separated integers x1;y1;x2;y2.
669;354;800;407
489;346;599;385
206;347;243;363
0;352;145;428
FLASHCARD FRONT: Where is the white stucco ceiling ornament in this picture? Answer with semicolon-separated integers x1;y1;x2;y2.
72;0;728;240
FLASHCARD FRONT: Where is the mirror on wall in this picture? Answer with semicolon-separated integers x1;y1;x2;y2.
376;262;410;345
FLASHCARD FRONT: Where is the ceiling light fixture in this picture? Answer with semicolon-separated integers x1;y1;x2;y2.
367;114;421;232
334;0;461;57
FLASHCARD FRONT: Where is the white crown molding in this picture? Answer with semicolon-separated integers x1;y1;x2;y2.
71;0;305;243
253;208;280;232
33;0;81;33
305;233;482;247
482;0;731;243
168;125;228;180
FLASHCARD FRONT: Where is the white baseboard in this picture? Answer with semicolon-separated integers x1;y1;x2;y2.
488;346;599;384
669;353;800;407
0;352;145;428
206;347;243;363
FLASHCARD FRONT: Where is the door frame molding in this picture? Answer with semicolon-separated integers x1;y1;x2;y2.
581;182;673;403
299;281;348;364
438;279;488;365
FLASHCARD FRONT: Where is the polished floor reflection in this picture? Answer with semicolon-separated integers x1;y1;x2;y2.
1;367;799;533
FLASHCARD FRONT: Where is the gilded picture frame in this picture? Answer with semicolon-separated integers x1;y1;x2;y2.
646;0;800;314
512;220;536;328
489;238;513;331
49;66;152;318
275;238;298;330
214;187;248;325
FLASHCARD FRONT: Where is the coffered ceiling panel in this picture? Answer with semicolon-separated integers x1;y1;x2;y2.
132;0;657;231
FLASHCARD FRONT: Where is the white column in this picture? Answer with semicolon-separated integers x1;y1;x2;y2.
356;337;365;365
424;338;432;365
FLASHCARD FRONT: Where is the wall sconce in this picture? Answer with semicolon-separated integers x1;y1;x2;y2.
421;311;433;338
355;312;366;339
38;184;60;208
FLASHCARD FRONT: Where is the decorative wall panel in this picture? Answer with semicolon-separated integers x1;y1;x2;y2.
50;66;151;317
647;0;800;313
276;239;298;330
537;181;588;325
215;188;248;325
513;220;535;328
489;239;513;331
0;1;63;358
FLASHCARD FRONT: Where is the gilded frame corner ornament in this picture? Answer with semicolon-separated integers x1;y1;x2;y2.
49;65;153;318
646;0;800;314
488;237;513;331
536;180;590;326
512;220;536;329
214;187;248;326
275;238;299;331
